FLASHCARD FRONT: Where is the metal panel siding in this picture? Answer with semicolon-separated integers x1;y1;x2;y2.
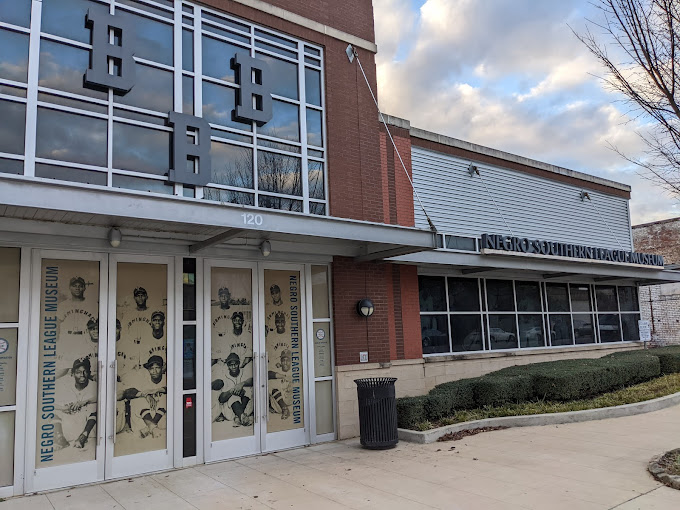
412;147;633;251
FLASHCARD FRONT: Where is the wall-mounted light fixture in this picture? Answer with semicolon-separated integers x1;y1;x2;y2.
108;227;122;248
356;298;374;317
260;240;271;257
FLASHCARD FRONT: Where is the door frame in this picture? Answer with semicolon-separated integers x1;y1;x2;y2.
25;250;109;493
259;262;311;453
202;260;311;462
202;259;262;462
106;253;176;480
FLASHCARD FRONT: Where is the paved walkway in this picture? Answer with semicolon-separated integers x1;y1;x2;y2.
3;405;680;509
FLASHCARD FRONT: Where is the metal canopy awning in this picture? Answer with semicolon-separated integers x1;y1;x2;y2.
391;248;680;285
0;177;437;260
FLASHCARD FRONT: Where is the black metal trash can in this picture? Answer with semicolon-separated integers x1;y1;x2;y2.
354;377;398;449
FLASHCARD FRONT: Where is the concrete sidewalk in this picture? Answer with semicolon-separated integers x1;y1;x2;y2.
3;404;680;509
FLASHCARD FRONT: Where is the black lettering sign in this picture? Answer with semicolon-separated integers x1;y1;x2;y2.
480;233;663;267
167;112;212;187
85;7;135;94
232;54;273;125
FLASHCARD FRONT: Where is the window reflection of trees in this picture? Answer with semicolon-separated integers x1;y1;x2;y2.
257;150;301;197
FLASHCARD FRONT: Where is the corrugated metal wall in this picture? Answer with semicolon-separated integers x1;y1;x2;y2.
412;146;633;251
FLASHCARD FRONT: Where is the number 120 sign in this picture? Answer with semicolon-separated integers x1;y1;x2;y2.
241;213;263;226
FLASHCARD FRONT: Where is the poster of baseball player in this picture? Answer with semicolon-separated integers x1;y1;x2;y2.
210;267;254;441
36;259;100;468
264;270;303;433
114;262;168;457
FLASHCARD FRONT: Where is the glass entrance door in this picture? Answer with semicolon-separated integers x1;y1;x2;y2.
261;268;307;452
106;257;174;479
203;262;308;462
27;253;174;492
29;252;108;492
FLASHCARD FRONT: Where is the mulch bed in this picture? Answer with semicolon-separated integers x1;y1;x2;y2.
436;426;508;442
657;449;680;476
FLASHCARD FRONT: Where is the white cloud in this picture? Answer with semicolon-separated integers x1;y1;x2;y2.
373;0;680;222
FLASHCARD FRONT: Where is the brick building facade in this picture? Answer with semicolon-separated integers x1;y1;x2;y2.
2;0;680;496
633;218;680;346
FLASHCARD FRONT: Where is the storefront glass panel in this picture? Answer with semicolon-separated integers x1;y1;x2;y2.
114;263;168;457
0;411;14;487
549;314;573;346
0;248;20;323
618;287;639;312
573;314;595;344
314;380;333;435
421;314;448;354
621;314;641;341
210;267;254;440
570;285;592;312
546;284;570;312
0;0;30;28
486;280;515;312
264;269;304;432
596;286;619;312
0;329;18;407
598;314;622;342
0;28;29;83
519;314;544;348
313;323;331;377
488;314;517;350
450;314;483;352
448;278;479;312
0;100;26;156
36;259;100;468
515;281;541;312
419;276;446;311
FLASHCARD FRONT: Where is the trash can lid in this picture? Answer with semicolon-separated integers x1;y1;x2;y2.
354;377;397;387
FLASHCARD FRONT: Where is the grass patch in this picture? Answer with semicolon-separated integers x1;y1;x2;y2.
416;372;680;430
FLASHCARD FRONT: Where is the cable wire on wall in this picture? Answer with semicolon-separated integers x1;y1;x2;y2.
346;45;438;233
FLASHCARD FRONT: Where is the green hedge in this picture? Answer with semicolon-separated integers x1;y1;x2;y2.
529;355;659;401
474;374;534;407
396;350;664;428
606;347;680;375
424;378;476;420
396;396;427;429
651;346;680;375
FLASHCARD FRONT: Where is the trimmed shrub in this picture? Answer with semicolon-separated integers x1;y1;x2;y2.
425;378;477;420
473;374;534;407
396;396;427;429
531;355;660;401
651;346;680;375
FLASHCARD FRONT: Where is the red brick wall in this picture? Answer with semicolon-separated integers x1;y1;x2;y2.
263;0;376;42
199;1;385;224
332;258;423;365
379;124;415;227
399;265;423;359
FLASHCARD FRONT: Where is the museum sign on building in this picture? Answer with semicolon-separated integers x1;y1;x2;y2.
1;0;679;497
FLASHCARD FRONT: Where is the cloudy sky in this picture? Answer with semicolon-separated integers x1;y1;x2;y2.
373;0;680;225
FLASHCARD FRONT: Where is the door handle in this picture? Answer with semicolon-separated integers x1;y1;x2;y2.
98;360;104;446
111;359;117;444
264;352;269;423
253;352;258;424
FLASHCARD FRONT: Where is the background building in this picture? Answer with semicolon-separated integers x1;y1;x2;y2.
633;218;680;346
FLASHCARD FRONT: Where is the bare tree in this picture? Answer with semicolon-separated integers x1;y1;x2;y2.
575;0;680;194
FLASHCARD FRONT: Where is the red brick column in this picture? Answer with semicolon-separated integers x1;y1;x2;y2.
332;258;423;365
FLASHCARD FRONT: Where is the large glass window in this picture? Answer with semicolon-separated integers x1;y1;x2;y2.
10;0;327;214
419;278;642;356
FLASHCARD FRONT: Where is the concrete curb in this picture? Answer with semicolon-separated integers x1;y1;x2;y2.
398;391;680;444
